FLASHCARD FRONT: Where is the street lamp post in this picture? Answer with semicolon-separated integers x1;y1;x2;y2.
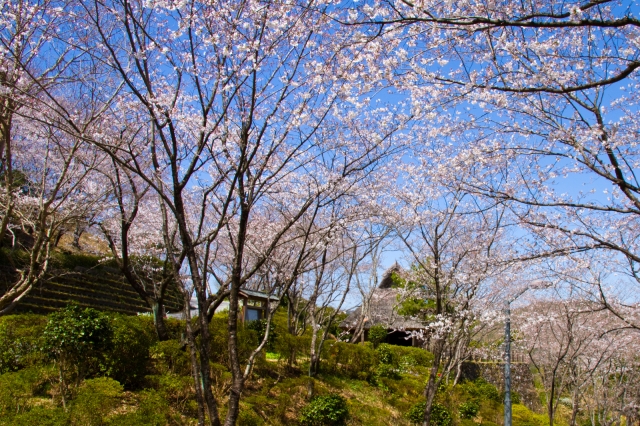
503;281;550;426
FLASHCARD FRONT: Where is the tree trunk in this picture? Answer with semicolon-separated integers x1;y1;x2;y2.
0;111;14;248
423;339;444;426
151;301;169;341
548;377;556;426
309;313;319;377
184;301;206;426
225;280;244;426
196;293;220;426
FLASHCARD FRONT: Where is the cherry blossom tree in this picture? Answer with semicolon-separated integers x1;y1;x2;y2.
344;0;640;327
0;119;107;313
385;141;514;426
514;297;640;426
97;154;178;340
46;0;404;423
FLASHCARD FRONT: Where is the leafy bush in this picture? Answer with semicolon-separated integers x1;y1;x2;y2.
2;406;69;426
42;305;113;405
392;346;433;372
429;403;452;426
150;339;191;376
376;343;432;375
321;342;377;378
0;366;55;417
375;363;401;380
0;314;47;373
377;344;394;364
145;374;195;414
406;402;451;426
238;408;264;426
70;377;123;425
209;312;261;367
511;404;548;426
459;401;480;419
299;394;349;426
246;319;278;351
162;317;186;340
368;325;387;349
464;378;501;403
102;314;155;389
106;390;171;426
274;331;311;366
42;305;113;368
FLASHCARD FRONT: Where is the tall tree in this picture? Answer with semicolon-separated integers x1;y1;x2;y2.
64;1;401;423
388;142;512;426
347;0;640;325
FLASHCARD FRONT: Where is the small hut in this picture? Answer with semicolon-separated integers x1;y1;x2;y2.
168;288;278;322
341;264;428;347
238;289;279;322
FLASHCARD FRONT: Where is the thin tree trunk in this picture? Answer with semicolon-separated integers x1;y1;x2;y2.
309;325;319;377
423;339;444;426
184;296;206;426
151;300;169;341
225;279;244;426
548;377;556;426
0;111;14;247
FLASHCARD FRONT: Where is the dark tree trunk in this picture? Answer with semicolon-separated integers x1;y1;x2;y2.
185;299;207;426
423;339;444;426
151;301;169;341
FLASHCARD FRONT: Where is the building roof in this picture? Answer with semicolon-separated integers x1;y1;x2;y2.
341;264;428;331
377;262;402;289
238;288;279;301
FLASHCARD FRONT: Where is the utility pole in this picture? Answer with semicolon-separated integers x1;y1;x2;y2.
504;300;512;426
503;281;549;426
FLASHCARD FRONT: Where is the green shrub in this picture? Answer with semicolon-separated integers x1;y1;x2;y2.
42;306;113;405
145;374;194;414
162;317;186;340
299;394;349;426
0;366;55;417
459;401;480;419
2;406;69;426
0;314;47;373
368;325;387;349
377;344;394;364
274;331;311;366
102;314;155;389
511;404;548;426
321;342;377;378
246;319;278;351
238;408;264;426
106;390;171;426
376;344;432;374
464;378;501;403
375;363;401;380
393;346;433;372
430;403;452;426
150;339;191;376
69;377;123;425
406;402;451;426
209;312;260;367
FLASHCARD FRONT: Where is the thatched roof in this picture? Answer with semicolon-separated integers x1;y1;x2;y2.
377;262;401;289
341;264;427;331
